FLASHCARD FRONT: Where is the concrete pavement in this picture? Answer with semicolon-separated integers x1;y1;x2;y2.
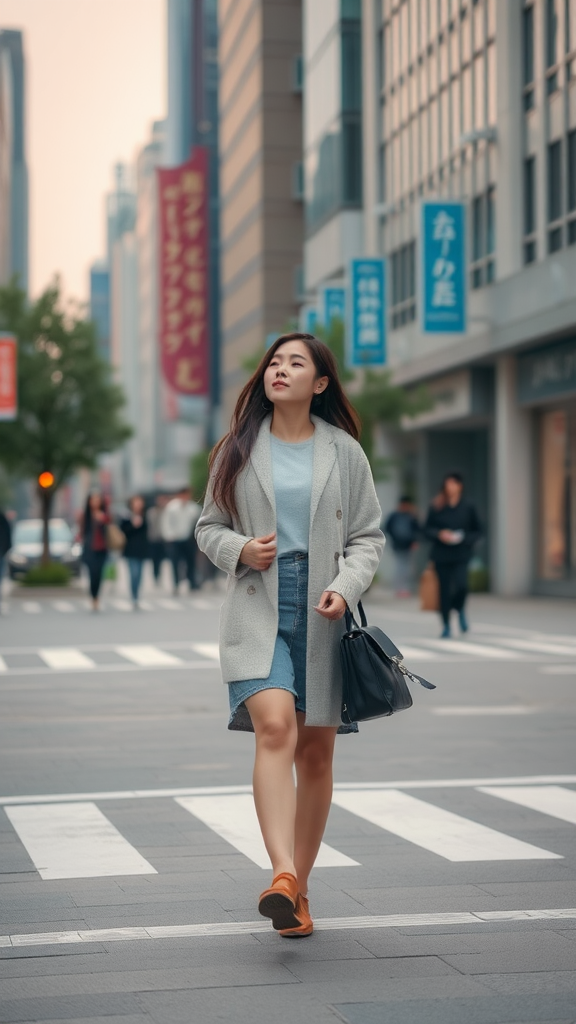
0;568;575;1023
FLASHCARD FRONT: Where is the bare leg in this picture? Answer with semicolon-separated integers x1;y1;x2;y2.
293;714;338;894
245;689;299;878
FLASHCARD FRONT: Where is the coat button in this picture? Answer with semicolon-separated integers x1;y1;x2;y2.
247;585;256;595
336;509;342;520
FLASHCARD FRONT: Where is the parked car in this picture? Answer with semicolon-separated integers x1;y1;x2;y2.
7;518;82;579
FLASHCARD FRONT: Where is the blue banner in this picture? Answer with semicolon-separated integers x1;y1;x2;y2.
322;286;346;326
300;304;318;334
348;258;386;368
421;200;467;333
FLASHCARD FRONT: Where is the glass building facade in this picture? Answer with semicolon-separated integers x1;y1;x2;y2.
304;0;363;234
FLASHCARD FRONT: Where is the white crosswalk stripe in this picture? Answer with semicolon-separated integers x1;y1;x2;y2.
5;802;157;879
420;638;519;658
478;785;576;826
0;655;7;672
330;789;562;862
51;600;75;613
3;783;574;880
38;648;96;670
190;642;220;661
115;645;185;667
21;601;41;614
176;794;359;869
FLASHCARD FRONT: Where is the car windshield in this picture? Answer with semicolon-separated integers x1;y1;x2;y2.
13;521;72;544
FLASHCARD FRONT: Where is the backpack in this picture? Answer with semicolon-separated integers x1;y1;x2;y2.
386;511;417;550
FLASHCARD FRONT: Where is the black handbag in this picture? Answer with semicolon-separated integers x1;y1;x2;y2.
340;601;436;725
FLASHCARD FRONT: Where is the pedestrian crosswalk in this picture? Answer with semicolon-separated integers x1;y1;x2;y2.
0;642;220;675
1;780;574;881
0;634;575;675
1;594;223;616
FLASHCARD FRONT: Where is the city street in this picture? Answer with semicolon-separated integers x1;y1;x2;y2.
0;571;575;1023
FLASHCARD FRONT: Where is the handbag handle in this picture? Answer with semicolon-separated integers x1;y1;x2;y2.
344;600;367;632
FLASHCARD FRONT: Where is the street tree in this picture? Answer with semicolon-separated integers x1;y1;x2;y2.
0;280;132;564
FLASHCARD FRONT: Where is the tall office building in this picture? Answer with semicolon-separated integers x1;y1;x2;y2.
361;0;576;596
218;0;304;424
303;1;364;298
89;260;110;362
166;0;222;444
0;30;28;291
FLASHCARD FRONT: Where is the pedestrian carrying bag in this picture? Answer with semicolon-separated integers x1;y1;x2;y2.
419;562;440;611
340;601;436;725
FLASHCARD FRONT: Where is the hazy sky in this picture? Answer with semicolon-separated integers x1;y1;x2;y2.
1;0;166;303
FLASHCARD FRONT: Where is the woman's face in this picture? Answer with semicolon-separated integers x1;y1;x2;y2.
444;477;463;505
263;341;328;407
131;496;145;514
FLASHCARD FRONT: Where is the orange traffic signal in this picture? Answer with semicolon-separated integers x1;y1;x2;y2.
38;472;55;489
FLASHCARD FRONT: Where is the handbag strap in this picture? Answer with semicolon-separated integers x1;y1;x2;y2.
344;600;367;632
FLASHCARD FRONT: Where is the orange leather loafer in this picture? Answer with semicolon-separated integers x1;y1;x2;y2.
258;872;300;931
279;893;313;938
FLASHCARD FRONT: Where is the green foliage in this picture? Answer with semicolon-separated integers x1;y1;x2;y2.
0;280;132;487
22;562;71;587
312;318;354;383
190;448;210;502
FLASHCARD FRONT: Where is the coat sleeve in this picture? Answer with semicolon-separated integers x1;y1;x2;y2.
194;472;254;579
327;446;385;609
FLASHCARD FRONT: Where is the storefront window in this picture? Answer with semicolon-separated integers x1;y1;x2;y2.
539;407;576;579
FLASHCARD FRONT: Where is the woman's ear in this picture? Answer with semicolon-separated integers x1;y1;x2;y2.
314;376;329;394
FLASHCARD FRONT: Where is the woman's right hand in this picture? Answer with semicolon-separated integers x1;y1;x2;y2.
239;533;277;571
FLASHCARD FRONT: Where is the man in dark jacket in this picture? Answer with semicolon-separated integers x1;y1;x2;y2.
0;508;12;613
384;496;420;596
424;472;483;637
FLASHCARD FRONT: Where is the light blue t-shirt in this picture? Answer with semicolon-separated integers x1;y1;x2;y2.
270;433;314;556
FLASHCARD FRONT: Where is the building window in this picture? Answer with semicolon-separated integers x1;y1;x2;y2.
568;129;576;211
470;187;496;288
521;155;537;265
546;0;558;66
548;140;563;238
523;6;535;83
390;240;416;329
292;161;304;200
292;54;303;93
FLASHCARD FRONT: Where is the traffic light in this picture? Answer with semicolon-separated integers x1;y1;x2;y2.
38;472;55;489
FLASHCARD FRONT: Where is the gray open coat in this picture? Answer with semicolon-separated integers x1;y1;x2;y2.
195;415;385;728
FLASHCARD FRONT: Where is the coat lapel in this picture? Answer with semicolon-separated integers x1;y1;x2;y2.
310;415;336;524
249;415;276;513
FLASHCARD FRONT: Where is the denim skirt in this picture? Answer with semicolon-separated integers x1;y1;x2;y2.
227;552;357;734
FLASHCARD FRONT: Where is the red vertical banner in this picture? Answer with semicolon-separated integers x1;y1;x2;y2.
157;148;210;396
0;333;17;421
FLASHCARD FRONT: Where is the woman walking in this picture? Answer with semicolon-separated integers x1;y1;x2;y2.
80;492;110;612
120;495;148;608
424;472;483;638
195;332;384;937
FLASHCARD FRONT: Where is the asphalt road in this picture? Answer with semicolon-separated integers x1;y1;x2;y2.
0;565;575;1024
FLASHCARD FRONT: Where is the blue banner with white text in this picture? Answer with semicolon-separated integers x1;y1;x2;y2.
348;258;386;368
421;200;467;334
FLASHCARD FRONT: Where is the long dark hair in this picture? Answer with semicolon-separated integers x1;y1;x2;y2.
83;491;106;536
210;332;360;517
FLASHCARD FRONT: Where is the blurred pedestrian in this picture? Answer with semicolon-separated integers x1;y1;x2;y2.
120;495;148;609
80;492;111;612
0;507;12;612
424;472;483;638
146;495;167;585
383;495;420;596
196;332;384;937
161;487;202;594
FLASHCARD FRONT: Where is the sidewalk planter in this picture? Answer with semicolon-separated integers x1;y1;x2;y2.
21;563;71;587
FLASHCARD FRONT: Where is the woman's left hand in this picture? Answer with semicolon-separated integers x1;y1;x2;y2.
314;590;347;620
